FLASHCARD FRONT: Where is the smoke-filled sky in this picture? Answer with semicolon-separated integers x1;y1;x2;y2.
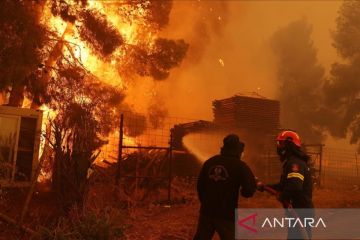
155;0;341;120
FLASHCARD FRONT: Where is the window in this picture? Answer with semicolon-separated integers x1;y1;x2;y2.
0;115;20;181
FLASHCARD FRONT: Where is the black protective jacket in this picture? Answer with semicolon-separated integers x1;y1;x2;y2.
197;153;256;221
272;156;313;208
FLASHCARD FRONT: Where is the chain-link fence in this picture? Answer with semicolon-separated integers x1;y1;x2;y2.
258;145;360;189
95;112;360;205
321;147;360;189
96;112;204;205
96;113;284;204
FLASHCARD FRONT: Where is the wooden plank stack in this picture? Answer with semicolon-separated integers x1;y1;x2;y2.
212;95;280;133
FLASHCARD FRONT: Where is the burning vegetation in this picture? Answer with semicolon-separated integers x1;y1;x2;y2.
0;0;188;184
2;0;360;239
0;0;188;108
0;0;189;237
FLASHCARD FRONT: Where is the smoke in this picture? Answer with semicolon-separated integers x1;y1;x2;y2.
148;96;168;129
270;19;325;143
320;1;360;150
268;1;360;149
155;1;341;132
159;1;229;65
155;1;233;119
180;1;229;64
5;1;352;148
120;1;349;150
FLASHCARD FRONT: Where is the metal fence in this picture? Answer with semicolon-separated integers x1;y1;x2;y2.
96;113;360;205
321;147;360;188
97;112;202;205
257;145;360;189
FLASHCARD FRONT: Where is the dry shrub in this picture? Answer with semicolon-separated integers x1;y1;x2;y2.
37;206;126;240
45;65;124;211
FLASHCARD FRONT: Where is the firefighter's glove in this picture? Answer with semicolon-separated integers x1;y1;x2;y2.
256;181;265;192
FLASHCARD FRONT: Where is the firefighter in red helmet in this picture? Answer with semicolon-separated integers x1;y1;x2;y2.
258;130;314;240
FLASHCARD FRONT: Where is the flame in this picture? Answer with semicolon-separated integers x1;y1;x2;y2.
37;1;159;163
96;132;137;164
40;1;147;88
38;0;151;106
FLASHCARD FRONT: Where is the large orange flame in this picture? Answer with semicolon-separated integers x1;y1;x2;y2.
36;1;155;167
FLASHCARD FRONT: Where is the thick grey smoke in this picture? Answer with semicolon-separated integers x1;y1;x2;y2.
271;19;325;143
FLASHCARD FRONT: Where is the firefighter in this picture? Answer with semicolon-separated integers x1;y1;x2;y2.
258;130;314;240
193;134;257;240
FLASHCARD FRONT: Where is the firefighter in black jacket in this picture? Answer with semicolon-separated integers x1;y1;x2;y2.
193;134;257;240
258;130;314;240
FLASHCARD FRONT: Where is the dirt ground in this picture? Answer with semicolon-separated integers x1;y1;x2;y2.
122;188;360;240
1;186;360;239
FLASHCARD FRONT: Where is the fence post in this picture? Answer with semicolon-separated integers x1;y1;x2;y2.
167;130;173;205
116;113;124;186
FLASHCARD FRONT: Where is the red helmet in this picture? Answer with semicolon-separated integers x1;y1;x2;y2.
276;130;301;147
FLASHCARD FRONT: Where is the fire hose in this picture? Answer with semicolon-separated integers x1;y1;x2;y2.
257;182;310;240
262;185;292;209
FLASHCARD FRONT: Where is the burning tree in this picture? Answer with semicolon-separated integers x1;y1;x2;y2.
0;0;188;107
0;0;188;209
118;38;188;80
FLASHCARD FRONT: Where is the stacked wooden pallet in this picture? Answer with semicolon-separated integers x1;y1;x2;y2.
212;95;280;133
